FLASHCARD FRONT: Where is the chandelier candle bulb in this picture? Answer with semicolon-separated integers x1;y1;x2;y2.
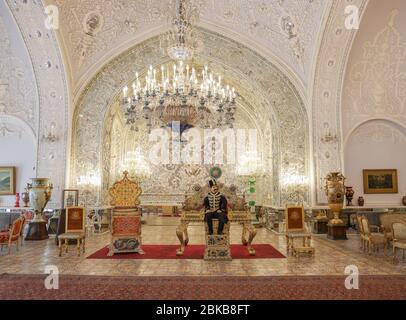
121;60;237;130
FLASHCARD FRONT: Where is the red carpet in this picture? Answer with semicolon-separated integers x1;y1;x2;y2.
1;274;405;300
86;244;285;259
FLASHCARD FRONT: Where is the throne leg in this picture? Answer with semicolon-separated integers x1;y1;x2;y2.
107;243;114;256
242;223;257;255
176;222;189;256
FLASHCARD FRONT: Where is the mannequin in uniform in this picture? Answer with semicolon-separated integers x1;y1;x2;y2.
203;179;228;235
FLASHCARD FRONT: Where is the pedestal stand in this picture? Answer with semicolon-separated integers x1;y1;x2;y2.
25;221;49;240
327;222;347;240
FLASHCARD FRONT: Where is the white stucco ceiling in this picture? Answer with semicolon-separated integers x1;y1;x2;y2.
47;0;332;97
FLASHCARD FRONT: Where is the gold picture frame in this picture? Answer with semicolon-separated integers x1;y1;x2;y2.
0;167;16;195
65;207;86;233
363;169;398;194
62;189;79;208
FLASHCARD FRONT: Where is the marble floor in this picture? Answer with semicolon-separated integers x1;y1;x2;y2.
1;216;405;277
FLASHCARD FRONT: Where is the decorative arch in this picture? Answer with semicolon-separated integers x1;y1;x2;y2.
0;114;37;146
344;118;406;148
71;28;310;206
311;0;369;204
5;0;69;207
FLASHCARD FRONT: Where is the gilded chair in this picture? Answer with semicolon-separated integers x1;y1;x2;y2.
356;214;366;251
380;213;406;243
285;205;314;257
108;171;143;256
360;216;387;255
0;217;24;254
58;207;86;256
392;222;406;263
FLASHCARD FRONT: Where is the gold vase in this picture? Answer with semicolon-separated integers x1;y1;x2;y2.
324;172;345;225
27;178;53;222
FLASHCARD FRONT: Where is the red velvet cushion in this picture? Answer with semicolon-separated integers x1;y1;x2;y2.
0;232;10;243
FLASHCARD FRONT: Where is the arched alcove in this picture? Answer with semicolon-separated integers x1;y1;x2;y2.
0;115;36;206
344;119;406;205
70;28;310;207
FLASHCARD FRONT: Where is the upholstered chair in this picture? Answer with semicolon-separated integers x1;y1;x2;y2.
0;217;24;254
58;207;86;257
284;206;314;257
356;215;366;251
391;222;406;263
380;214;406;244
361;216;387;255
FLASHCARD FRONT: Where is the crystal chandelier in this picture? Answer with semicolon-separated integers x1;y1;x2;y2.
120;0;237;133
121;148;151;179
164;0;197;60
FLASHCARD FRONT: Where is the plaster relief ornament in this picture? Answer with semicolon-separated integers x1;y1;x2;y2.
77;11;104;68
0;81;8;113
84;11;104;36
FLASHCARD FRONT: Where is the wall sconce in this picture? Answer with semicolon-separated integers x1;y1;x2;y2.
321;131;338;143
42;122;58;143
320;122;338;144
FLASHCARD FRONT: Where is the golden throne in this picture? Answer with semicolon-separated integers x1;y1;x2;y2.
177;183;256;257
108;171;143;256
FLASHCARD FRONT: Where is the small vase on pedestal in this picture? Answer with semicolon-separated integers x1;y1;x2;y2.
21;190;30;207
14;193;20;207
358;196;365;207
25;178;53;240
345;186;354;206
402;196;406;206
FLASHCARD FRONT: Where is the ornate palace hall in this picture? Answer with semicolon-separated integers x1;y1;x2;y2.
0;0;406;303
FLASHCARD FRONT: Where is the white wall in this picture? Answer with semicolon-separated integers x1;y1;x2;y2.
342;0;406;206
0;2;38;207
0;116;36;206
344;120;406;206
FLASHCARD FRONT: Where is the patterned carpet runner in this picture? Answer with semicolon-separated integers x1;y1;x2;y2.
1;274;405;300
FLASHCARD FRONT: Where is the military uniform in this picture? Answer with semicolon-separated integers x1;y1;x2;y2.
203;180;228;234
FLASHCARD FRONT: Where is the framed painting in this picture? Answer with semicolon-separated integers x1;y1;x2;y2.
0;167;16;195
62;189;79;208
363;169;398;194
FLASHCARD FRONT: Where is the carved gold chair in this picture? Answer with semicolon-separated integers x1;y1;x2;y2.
360;216;387;255
356;214;367;251
285;205;314;257
108;171;143;256
392;222;406;263
58;207;86;257
380;213;406;243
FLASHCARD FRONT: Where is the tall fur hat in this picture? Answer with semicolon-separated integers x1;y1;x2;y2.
208;179;217;187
